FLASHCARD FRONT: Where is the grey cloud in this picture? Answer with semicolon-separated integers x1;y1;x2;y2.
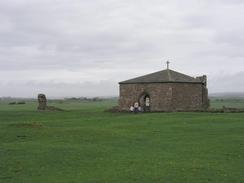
0;80;118;98
213;30;244;48
0;0;244;97
209;71;244;93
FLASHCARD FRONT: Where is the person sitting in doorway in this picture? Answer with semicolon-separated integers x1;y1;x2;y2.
138;106;142;112
134;102;139;113
129;106;134;112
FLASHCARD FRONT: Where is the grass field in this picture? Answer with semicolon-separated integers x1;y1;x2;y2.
0;99;244;183
210;98;244;109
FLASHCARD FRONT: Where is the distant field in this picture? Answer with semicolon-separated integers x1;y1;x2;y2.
210;98;244;109
0;99;244;183
0;99;117;111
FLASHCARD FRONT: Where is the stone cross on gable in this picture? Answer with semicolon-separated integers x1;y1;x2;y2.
166;60;170;70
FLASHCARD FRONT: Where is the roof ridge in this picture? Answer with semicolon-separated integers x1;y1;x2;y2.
119;69;203;84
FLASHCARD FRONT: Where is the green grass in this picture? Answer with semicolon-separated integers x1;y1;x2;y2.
0;100;244;183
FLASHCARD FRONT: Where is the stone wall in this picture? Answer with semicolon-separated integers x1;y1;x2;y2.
119;83;208;111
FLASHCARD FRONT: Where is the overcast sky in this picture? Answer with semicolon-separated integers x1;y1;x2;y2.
0;0;244;98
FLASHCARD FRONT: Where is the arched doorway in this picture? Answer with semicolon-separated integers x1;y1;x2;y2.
139;93;150;112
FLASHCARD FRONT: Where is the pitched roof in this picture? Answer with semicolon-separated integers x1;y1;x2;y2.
119;69;202;84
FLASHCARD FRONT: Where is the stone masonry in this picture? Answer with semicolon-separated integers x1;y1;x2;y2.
119;69;209;112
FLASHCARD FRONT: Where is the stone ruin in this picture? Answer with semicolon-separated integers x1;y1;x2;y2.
37;94;64;111
38;94;47;110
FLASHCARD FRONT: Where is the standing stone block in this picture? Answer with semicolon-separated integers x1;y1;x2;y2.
38;94;47;110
